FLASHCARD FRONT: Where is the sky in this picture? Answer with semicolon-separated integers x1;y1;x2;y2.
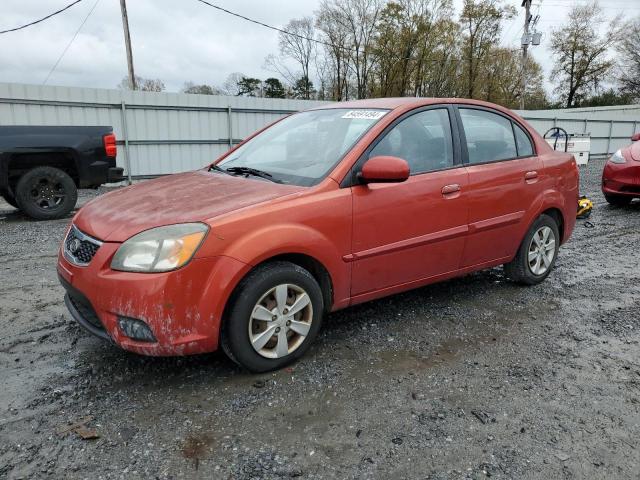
0;0;635;95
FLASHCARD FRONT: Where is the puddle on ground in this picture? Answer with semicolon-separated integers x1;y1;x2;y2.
181;432;215;469
348;296;559;377
369;334;499;375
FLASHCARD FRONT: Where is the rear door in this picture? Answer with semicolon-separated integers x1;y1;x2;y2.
349;106;469;297
455;106;541;267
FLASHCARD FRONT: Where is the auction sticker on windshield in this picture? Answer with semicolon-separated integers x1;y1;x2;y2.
341;110;387;120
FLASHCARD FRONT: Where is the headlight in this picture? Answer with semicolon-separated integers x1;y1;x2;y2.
609;149;626;164
111;223;208;272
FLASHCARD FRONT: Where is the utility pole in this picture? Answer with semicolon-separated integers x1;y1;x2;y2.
520;0;532;110
119;0;136;90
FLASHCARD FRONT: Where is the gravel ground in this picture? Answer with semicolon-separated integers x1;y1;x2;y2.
1;158;639;479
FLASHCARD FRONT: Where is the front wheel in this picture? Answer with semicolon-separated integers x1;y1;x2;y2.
504;214;560;285
221;261;324;372
15;166;78;220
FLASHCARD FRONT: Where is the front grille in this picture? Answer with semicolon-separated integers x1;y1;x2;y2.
64;225;102;266
67;293;105;331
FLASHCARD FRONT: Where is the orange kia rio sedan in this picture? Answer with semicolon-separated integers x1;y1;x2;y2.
58;98;578;372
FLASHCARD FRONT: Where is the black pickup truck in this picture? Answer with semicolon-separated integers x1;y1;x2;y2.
0;126;125;220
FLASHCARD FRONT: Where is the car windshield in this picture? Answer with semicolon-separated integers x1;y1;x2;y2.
216;108;389;186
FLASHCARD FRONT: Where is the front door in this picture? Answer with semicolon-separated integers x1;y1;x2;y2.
349;107;469;297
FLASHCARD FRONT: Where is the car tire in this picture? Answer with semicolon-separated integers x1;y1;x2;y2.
604;194;631;206
15;166;78;220
221;261;324;372
1;192;18;209
504;214;560;285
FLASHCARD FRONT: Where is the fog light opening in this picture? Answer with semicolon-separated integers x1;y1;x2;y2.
117;316;157;342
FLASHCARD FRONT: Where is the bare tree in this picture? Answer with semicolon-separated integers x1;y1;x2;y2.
273;17;317;99
316;4;351;100
618;15;640;100
314;53;332;100
219;72;245;96
459;0;515;99
371;0;459;97
415;17;462;97
478;48;546;108
320;0;383;99
263;0;542;103
182;82;220;95
550;1;623;108
118;75;165;92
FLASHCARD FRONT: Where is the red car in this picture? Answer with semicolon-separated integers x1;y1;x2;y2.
58;98;578;372
602;132;640;205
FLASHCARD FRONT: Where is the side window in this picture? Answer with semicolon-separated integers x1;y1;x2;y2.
369;109;454;175
513;123;534;157
460;108;517;164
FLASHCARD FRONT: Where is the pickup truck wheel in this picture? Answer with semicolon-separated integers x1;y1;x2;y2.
15;166;78;220
221;261;324;373
504;214;560;285
1;193;18;208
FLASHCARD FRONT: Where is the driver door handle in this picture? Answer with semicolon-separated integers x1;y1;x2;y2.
525;171;538;183
441;184;461;197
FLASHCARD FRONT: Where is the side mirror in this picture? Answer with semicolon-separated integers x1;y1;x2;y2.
632;132;640;142
358;156;410;184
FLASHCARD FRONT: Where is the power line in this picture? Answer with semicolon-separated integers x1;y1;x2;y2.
509;25;524;45
194;0;347;51
0;0;84;35
535;1;640;10
43;0;101;85
195;0;524;61
543;4;639;9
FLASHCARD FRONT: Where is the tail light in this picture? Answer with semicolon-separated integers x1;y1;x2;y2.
103;133;117;157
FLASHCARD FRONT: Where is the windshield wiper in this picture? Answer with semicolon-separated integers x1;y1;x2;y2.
208;164;230;174
225;166;282;183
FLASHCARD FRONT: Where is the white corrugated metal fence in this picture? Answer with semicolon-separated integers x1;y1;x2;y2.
1;82;638;179
0;82;326;179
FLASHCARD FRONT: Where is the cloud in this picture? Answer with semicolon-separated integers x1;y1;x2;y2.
0;0;318;90
0;0;625;95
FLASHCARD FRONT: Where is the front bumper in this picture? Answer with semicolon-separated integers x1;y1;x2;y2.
57;237;250;356
602;161;640;197
61;277;112;342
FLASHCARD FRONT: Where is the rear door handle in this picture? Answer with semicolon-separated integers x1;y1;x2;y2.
525;171;538;183
441;184;461;197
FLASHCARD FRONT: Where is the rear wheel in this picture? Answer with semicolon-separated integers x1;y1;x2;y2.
221;261;324;372
604;193;631;206
504;214;560;285
15;166;77;220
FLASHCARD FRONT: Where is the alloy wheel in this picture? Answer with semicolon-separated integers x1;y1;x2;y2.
527;226;556;275
248;283;313;359
29;177;66;210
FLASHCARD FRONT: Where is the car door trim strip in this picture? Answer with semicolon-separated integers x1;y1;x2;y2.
468;210;525;234
343;224;469;262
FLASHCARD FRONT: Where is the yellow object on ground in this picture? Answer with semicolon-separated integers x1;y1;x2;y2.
577;196;593;219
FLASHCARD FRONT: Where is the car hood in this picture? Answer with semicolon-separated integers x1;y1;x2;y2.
74;170;304;242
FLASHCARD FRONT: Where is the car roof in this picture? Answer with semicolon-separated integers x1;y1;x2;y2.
310;97;499;111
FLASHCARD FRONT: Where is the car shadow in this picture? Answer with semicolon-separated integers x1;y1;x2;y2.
0;206;79;223
71;266;523;391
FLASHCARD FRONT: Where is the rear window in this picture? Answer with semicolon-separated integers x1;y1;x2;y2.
514;123;534;157
460;108;518;164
